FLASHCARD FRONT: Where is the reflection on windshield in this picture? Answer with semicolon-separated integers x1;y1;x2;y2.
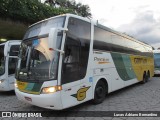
154;53;160;68
0;45;5;75
24;16;66;40
16;37;60;81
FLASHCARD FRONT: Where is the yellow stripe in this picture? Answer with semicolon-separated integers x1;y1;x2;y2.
98;62;110;64
130;56;154;81
16;80;40;94
17;80;28;90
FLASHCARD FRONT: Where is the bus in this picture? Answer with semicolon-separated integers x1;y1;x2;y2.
15;14;154;110
0;40;21;91
153;50;160;75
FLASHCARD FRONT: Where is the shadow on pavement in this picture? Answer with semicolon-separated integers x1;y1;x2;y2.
153;74;160;77
0;90;15;96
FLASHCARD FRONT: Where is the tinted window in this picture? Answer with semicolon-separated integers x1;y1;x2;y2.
111;34;128;53
93;26;152;57
61;17;91;84
0;45;5;75
94;26;112;51
8;58;18;75
154;53;160;68
9;45;20;56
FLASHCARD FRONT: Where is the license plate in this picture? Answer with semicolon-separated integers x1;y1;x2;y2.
25;97;32;102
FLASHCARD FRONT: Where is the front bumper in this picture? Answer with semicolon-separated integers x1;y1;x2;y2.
154;70;160;75
15;88;63;110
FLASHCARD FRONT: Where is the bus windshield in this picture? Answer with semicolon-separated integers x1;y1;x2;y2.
16;16;65;81
0;45;5;75
154;53;160;68
16;37;61;81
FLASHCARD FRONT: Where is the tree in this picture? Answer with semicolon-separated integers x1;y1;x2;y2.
0;0;74;40
0;0;74;24
75;4;91;18
44;0;56;7
44;0;91;17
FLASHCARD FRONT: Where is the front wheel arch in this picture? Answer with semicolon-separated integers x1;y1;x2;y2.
92;79;108;104
141;71;148;84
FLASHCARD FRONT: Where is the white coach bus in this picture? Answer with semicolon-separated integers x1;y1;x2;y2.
15;14;154;110
0;40;21;91
153;50;160;75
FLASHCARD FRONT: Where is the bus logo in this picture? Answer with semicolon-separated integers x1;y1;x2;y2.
71;87;90;101
94;57;110;64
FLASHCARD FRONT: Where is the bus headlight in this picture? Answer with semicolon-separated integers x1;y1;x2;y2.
41;86;62;94
0;80;4;84
14;82;18;88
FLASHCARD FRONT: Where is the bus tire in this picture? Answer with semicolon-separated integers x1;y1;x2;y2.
147;71;150;81
145;72;149;82
92;80;107;104
141;72;147;84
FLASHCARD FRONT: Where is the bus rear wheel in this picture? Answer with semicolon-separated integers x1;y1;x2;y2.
141;72;148;84
147;71;150;81
92;80;107;104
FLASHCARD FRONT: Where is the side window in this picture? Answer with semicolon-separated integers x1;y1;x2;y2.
9;45;20;56
62;38;81;84
64;39;80;64
111;34;125;53
61;17;91;84
0;45;5;75
8;45;20;75
94;26;112;51
8;58;18;75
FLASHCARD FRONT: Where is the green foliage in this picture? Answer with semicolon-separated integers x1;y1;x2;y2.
45;0;92;17
0;19;28;40
0;0;74;24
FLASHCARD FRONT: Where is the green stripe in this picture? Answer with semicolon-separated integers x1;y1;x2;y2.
24;82;43;93
32;83;43;92
25;83;35;91
111;52;135;81
121;54;136;79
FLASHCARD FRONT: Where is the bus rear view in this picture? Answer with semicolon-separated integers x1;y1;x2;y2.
153;50;160;75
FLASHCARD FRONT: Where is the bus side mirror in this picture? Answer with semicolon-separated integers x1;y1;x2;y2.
48;28;68;53
48;28;58;50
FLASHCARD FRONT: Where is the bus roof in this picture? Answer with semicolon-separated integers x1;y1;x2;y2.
29;14;91;28
0;40;21;46
28;14;152;49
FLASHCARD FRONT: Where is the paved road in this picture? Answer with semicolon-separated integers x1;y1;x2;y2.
0;77;160;120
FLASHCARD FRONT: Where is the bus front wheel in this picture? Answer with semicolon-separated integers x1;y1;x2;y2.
92;80;107;104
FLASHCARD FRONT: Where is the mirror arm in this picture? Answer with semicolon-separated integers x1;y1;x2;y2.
57;28;68;32
53;48;65;54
